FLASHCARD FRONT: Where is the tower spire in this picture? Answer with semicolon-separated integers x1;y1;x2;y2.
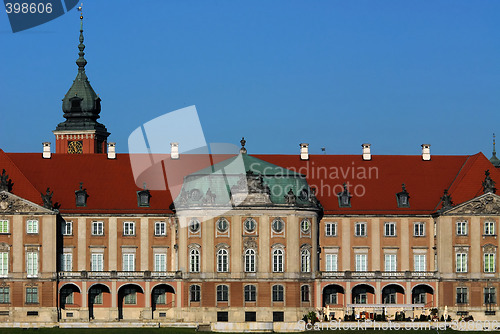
490;133;500;168
76;5;87;73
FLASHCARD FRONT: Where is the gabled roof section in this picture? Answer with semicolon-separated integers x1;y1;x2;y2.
440;192;500;216
0;149;41;204
0;190;55;215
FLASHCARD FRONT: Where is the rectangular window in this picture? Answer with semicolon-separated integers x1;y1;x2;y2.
155;222;166;236
154;253;167;272
26;220;38;234
26;287;38;304
123;222;135;236
485;287;496;304
217;312;229;322
485;221;495;235
62;221;72;236
244;285;256;302
64;291;74;304
0;220;9;234
122;253;135;272
90;253;104;272
355;254;367;271
325;254;338;272
245;312;256;322
90;288;103;304
355;223;366;237
123;288;136;304
217;285;229;302
61;253;72;271
456;221;468;236
484;253;495;273
0;287;9;304
414;222;425;236
26;252;38;277
325;223;337;236
273;311;284;322
384;222;396;236
384;254;397;272
414;254;426;272
456;253;468;273
0;252;8;277
456;287;468;304
154;288;166;305
91;221;104;236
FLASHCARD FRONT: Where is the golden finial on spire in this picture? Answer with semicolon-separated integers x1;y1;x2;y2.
78;3;83;20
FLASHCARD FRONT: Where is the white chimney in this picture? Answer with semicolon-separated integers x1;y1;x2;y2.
362;143;371;161
170;142;179;160
107;142;116;159
42;142;51;159
300;143;309;160
421;144;431;161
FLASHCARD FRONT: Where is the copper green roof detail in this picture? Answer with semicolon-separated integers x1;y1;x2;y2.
54;14;109;136
174;152;321;209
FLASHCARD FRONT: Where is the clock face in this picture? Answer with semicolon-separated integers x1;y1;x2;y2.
68;141;83;154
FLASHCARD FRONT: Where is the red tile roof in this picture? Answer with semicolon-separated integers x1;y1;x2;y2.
2;150;499;215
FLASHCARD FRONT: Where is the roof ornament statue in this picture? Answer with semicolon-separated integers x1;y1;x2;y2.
483;169;496;194
41;188;53;209
202;188;217;205
440;189;453;210
240;137;247;154
284;188;296;205
0;169;13;192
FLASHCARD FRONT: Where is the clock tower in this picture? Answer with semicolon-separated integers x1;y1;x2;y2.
53;12;109;154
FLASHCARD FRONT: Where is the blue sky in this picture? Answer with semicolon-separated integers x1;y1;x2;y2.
1;0;499;156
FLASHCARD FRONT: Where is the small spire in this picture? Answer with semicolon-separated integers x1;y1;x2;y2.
76;4;87;72
493;133;497;156
240;137;247;154
490;133;500;167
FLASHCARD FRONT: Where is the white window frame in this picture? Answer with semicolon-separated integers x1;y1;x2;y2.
384;254;397;272
485;221;495;235
61;253;72;271
62;221;72;236
355;223;366;237
273;248;284;272
26;219;38;234
414;254;426;272
0;252;8;277
26;252;38;277
301;249;311;273
244;249;256;273
154;253;167;272
414;222;425;236
122;253;135;272
155;221;166;236
0;220;9;234
325;253;338;272
456;221;468;236
217;248;229;272
355;254;367;271
190;248;200;273
484;253;495;273
456;253;468;273
91;253;104;272
325;223;337;236
123;222;135;236
384;222;396;237
92;221;104;236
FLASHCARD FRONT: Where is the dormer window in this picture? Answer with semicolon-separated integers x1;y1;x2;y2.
75;182;88;207
396;183;410;208
337;183;352;208
69;96;83;112
137;184;151;207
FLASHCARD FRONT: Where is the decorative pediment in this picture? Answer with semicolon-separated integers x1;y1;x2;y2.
442;193;500;215
0;191;54;214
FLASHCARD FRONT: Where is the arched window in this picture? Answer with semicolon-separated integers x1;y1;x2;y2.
273;248;284;272
301;249;310;273
216;284;229;302
301;285;310;302
244;285;256;302
189;284;200;302
217;248;229;272
272;284;284;302
190;248;200;273
245;249;256;272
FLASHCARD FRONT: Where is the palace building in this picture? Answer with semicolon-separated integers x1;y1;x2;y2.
1;15;500;328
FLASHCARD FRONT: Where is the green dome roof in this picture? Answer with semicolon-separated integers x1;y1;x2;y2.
174;152;321;209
